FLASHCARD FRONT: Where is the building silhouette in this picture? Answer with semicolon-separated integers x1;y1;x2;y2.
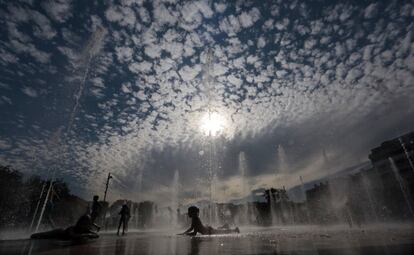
369;131;414;219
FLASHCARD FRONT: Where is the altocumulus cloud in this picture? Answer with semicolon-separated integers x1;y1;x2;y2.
0;0;413;204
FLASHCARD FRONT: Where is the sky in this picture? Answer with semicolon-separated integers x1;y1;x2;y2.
0;0;413;205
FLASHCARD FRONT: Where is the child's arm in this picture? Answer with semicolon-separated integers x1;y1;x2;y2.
178;219;195;235
186;231;197;236
92;222;101;231
178;226;193;235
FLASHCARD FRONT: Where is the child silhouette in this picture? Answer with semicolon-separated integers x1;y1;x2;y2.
179;206;239;236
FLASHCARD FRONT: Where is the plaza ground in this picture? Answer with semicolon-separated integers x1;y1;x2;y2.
0;223;413;255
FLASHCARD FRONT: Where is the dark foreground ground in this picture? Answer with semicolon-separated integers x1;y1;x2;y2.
0;224;413;255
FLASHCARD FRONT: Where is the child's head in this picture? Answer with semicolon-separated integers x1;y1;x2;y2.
187;206;199;218
93;195;99;201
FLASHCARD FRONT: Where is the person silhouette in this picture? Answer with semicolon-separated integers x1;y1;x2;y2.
91;195;102;222
176;208;182;226
178;206;239;236
31;212;99;240
73;213;96;234
117;203;130;236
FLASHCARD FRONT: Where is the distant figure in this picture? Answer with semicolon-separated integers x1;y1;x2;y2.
117;204;130;236
90;195;102;232
178;206;239;236
167;206;173;221
176;208;182;226
91;195;102;223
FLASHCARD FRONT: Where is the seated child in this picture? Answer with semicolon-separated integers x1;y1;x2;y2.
178;206;239;236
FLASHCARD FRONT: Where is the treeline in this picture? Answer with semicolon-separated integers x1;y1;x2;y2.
0;165;87;229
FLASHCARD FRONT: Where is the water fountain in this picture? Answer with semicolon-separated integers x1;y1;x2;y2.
399;138;414;173
269;190;279;225
34;179;54;233
32;127;63;232
30;26;107;234
329;177;351;226
206;142;215;225
389;157;414;216
68;26;107;129
239;151;249;225
277;145;288;173
270;145;290;225
360;172;380;223
299;176;311;224
171;169;180;227
1;1;414;254
199;47;223;227
209;173;220;226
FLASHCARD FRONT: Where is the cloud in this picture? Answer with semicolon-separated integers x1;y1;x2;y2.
163;41;183;60
257;36;266;48
364;3;379;19
178;64;201;81
219;15;241;35
5;6;56;40
129;61;153;74
0;48;18;64
0;96;12;105
0;139;12;150
21;87;38;97
275;18;289;30
1;0;414;204
115;46;134;63
42;0;72;23
153;2;177;26
214;2;227;13
105;5;136;28
227;74;242;87
238;8;260;28
9;39;51;63
31;11;56;39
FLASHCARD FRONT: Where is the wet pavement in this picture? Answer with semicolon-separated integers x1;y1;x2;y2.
1;224;413;255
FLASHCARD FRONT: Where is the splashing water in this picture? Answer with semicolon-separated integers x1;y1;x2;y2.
68;26;107;130
171;170;180;227
389;157;414;216
239;151;249;225
277;145;288;173
31;126;64;233
300;176;311;224
30;27;106;234
399;138;414;173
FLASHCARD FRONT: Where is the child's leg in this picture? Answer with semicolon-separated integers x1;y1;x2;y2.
217;223;230;230
122;219;126;234
117;218;122;235
210;228;239;234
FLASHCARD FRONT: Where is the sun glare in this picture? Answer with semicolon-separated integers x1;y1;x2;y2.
200;112;226;137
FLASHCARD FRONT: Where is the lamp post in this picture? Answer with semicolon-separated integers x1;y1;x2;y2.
102;173;112;229
103;173;112;203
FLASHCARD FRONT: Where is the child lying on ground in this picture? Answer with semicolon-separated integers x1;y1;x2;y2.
178;206;239;236
31;213;99;240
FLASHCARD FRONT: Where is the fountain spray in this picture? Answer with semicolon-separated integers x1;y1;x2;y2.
31;27;106;233
399;138;414;173
29;181;46;231
389;157;414;216
68;26;107;130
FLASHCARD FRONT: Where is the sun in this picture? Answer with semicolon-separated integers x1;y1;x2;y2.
200;112;226;137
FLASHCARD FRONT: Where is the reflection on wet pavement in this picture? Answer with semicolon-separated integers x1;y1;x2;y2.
1;225;414;255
